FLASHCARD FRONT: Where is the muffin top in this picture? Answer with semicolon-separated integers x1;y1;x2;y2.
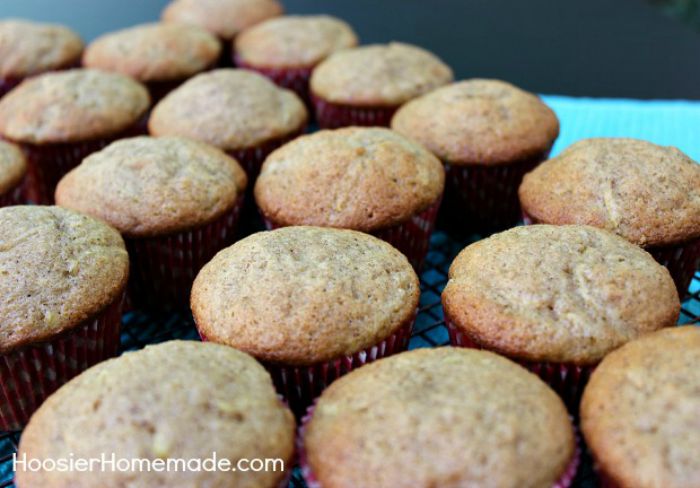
392;79;559;165
310;42;453;106
83;23;221;83
442;225;679;365
162;0;283;40
55;136;247;237
581;326;700;488
0;69;149;144
235;15;357;68
305;347;575;488
0;140;26;194
0;206;129;354
17;340;295;488
0;19;83;79
191;227;419;366
519;138;700;247
149;69;307;150
255;127;444;231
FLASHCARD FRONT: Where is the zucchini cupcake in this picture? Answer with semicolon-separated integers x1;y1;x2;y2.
0;69;149;204
310;42;453;128
0;206;128;431
442;224;680;410
581;326;700;488
0;140;26;206
255;127;444;270
520;138;700;296
16;341;295;488
191;226;419;413
301;348;579;488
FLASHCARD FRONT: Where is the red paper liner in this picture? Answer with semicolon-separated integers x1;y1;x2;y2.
226;126;306;182
126;196;244;313
312;94;398;129
235;56;314;106
0;179;24;207
0;293;124;431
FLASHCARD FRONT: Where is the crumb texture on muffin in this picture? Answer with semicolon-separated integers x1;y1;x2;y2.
0;206;129;354
581;326;700;488
16;340;295;488
310;42;453;106
56;136;247;237
191;226;419;365
305;347;574;488
255;127;444;231
0;140;26;194
519;138;700;247
442;225;680;364
149;69;307;150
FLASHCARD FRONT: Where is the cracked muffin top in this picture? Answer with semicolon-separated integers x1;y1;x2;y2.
519;138;700;247
442;224;679;365
0;206;128;354
0;140;26;194
581;326;700;488
17;340;295;488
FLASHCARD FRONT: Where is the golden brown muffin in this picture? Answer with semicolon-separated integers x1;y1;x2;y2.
0;19;83;79
0;206;128;354
310;42;453;106
391;79;560;165
162;0;283;40
149;69;307;151
581;326;700;488
16;340;295;488
235;15;357;68
55;136;247;237
0;69;149;144
0;139;26;194
191;226;419;365
83;23;221;83
442;225;680;365
255;127;444;231
304;347;575;488
519;138;700;247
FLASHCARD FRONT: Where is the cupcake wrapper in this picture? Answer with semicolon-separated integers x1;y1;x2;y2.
235;56;314;106
0;179;24;207
0;294;124;431
126;196;244;313
227;126;306;181
312;94;398;129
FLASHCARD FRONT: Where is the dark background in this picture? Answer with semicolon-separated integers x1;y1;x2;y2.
2;0;698;99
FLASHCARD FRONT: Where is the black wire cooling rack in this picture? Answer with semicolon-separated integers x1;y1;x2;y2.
1;230;698;488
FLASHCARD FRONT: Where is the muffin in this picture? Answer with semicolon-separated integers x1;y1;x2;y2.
0;19;83;98
310;42;453;129
235;15;357;104
0;140;26;206
255;127;445;270
149;69;307;180
16;340;295;488
0;69;149;204
520;138;700;296
55;136;247;312
581;326;700;488
83;22;221;102
301;347;579;488
191;226;419;413
0;206;128;431
442;224;680;410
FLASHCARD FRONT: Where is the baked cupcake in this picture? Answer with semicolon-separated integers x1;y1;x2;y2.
310;42;453;129
149;69;307;180
581;326;700;488
0;206;128;431
55;136;247;312
0;69;149;204
392;78;559;234
83;22;221;102
520;138;700;297
235;15;357;104
191;226;419;413
442;224;680;410
0;140;26;206
16;341;295;487
255;127;444;270
0;19;83;98
301;347;579;488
